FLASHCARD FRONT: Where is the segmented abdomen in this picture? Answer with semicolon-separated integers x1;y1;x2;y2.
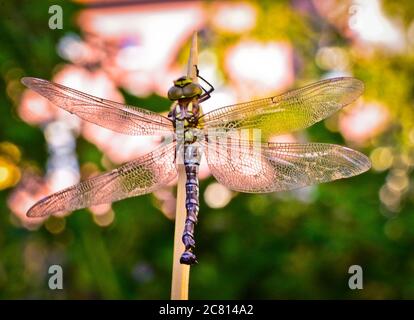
180;144;202;265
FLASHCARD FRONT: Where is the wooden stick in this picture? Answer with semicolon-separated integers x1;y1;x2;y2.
170;32;198;300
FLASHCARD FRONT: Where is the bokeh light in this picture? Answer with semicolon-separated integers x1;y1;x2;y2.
212;2;257;33
339;101;390;145
370;147;394;172
204;182;233;209
225;41;294;98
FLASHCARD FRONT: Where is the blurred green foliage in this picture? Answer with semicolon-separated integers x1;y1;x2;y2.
0;0;414;299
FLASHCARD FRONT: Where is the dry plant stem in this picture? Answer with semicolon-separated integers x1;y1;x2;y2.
170;32;198;300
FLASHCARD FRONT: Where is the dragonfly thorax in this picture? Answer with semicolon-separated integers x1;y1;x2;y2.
168;98;201;128
184;127;203;143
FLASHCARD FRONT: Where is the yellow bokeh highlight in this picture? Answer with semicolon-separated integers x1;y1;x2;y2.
45;217;66;234
0;157;21;190
0;167;10;183
93;209;115;227
0;141;21;163
387;171;409;193
370;147;394;171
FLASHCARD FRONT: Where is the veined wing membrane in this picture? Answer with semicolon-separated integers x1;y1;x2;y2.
200;77;363;140
204;139;371;193
21;77;174;136
27;142;177;217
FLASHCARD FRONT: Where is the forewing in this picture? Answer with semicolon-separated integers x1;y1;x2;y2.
204;140;370;193
21;77;174;136
200;77;363;140
27;142;177;217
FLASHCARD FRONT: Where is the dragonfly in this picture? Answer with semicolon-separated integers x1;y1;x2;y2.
21;69;370;265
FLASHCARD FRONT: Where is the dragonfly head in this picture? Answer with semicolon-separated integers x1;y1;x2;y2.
168;76;203;101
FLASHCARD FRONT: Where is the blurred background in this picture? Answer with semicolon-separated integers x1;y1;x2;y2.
0;0;414;299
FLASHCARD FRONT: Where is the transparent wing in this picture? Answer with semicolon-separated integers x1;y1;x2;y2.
204;139;370;193
200;77;363;140
21;77;174;136
27;141;177;217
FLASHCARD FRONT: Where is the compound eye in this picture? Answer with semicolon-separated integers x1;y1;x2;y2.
168;87;183;100
183;83;202;98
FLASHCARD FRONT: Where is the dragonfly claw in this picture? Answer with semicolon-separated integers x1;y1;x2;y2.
180;251;198;265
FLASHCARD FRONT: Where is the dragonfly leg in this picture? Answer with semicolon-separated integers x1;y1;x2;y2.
194;65;214;103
